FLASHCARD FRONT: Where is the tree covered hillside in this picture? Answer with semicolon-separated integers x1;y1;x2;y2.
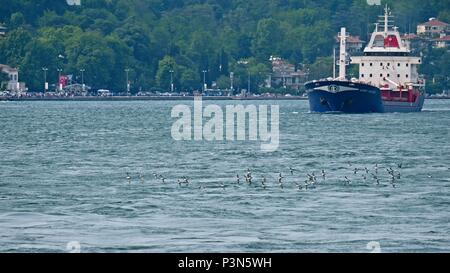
0;0;449;93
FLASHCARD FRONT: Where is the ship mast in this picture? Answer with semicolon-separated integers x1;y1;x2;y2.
338;27;347;80
379;4;394;36
384;5;389;35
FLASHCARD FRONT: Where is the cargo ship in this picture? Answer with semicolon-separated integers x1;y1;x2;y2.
306;6;425;113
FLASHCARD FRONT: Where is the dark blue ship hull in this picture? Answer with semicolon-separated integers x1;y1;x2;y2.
306;81;384;113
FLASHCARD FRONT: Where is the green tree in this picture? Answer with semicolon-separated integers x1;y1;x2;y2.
20;39;58;91
307;57;333;81
9;12;25;29
216;75;231;90
65;31;115;89
0;27;33;67
252;18;282;61
179;67;200;91
156;56;178;90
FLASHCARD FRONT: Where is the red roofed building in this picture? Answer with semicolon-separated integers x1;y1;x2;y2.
417;18;449;37
335;35;365;53
267;57;308;90
400;33;429;52
434;34;450;48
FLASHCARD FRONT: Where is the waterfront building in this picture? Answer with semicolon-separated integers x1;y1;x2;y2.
0;24;6;38
267;57;308;90
0;64;26;94
417;18;449;37
433;33;450;48
336;35;365;53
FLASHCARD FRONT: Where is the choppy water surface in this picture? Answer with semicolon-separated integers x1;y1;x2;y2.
0;99;449;253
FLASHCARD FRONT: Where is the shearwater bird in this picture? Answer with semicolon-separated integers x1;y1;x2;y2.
261;177;267;190
344;176;351;185
126;172;132;184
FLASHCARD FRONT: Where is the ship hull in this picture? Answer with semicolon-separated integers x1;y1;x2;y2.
382;93;425;113
306;81;384;113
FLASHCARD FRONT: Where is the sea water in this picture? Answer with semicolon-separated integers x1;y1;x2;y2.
0;99;449;252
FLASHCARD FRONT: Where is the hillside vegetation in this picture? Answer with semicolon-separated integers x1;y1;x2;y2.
0;0;449;93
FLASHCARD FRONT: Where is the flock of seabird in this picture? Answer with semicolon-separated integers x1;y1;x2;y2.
123;162;405;191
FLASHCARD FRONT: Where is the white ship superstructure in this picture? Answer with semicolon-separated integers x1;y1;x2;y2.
351;6;425;93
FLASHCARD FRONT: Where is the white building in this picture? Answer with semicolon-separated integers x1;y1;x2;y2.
417;18;449;37
434;33;450;48
267;57;308;90
0;24;6;38
0;64;26;93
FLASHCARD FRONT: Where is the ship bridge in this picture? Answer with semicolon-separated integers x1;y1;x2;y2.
351;5;423;90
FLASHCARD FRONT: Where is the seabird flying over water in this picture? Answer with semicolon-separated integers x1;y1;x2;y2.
344;176;351;185
261;177;267;190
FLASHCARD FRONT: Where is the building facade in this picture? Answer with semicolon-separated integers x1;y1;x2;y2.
0;64;26;93
336;35;365;53
0;24;6;38
417;18;449;37
266;57;308;90
434;33;450;48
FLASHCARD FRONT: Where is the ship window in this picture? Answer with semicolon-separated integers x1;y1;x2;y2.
387;74;390;77
406;63;409;67
380;63;383;66
362;63;365;67
380;74;383;77
398;63;401;67
370;74;373;77
387;63;391;66
397;74;401;78
370;63;373;66
361;74;365;78
406;74;409;78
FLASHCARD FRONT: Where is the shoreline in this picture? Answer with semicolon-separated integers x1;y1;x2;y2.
0;96;309;102
1;96;449;102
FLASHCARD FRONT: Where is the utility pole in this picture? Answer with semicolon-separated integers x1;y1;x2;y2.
202;70;207;93
248;72;251;93
42;67;48;93
230;72;234;93
80;69;85;93
169;70;174;93
125;68;130;96
57;68;63;92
